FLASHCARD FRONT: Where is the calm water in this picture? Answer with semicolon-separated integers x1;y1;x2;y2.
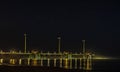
92;59;120;71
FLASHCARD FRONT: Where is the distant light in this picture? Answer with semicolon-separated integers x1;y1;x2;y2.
93;57;111;60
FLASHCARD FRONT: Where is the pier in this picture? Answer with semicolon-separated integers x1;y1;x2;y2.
0;51;93;70
0;34;95;70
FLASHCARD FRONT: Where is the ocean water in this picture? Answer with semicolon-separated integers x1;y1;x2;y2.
92;59;120;71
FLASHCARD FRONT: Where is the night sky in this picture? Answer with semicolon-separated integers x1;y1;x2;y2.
0;1;118;57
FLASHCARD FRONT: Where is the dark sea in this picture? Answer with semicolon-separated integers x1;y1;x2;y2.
92;59;120;71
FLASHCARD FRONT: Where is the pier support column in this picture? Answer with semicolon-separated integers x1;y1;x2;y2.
27;58;30;65
33;59;37;66
75;58;77;69
41;59;43;66
13;59;15;64
60;58;62;67
47;59;50;66
10;59;15;64
83;56;86;70
86;55;92;70
70;59;72;69
89;55;92;70
0;59;3;64
64;58;68;69
54;59;56;67
19;59;22;65
79;58;82;69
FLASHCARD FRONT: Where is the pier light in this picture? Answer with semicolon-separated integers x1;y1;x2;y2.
63;51;69;54
10;48;17;53
31;50;39;54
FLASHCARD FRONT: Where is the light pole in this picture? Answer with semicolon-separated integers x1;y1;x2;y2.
24;33;27;53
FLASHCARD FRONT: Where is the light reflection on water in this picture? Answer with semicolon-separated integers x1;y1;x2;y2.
0;58;92;70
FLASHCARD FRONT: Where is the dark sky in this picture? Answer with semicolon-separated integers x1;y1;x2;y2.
0;1;118;57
